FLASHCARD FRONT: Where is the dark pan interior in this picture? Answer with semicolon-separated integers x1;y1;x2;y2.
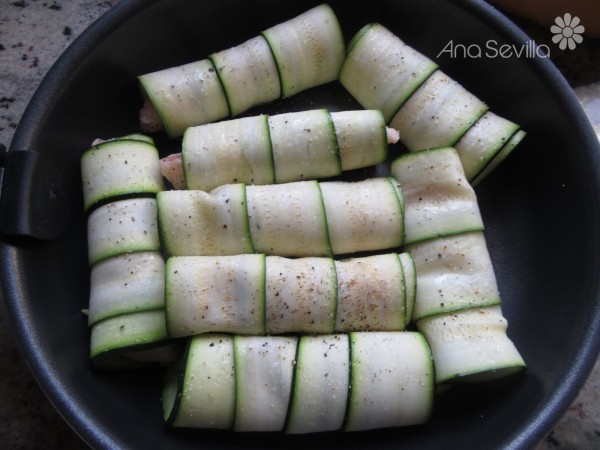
3;0;600;448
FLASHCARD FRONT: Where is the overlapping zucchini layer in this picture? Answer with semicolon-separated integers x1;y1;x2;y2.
81;2;527;433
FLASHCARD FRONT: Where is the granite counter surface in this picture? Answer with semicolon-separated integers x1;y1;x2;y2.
1;1;599;448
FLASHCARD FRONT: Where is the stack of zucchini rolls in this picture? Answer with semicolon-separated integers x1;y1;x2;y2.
81;3;526;434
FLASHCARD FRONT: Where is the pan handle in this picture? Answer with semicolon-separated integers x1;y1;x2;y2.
0;145;68;240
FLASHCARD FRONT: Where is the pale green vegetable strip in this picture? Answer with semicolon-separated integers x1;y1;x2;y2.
407;231;501;321
417;305;526;384
163;334;235;428
285;334;349;434
265;256;337;334
165;255;266;337
81;138;164;211
262;3;345;97
88;251;165;326
391;147;483;245
345;331;434;431
87;198;160;266
210;35;281;116
234;335;297;431
389;70;488;151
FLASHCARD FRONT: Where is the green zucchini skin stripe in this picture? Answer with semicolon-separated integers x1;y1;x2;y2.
163;332;434;433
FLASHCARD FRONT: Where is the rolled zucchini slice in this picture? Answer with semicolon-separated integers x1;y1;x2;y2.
81;137;164;211
341;22;523;178
335;253;406;332
139;59;230;138
210;35;281;116
389;70;488;151
159;178;405;257
157;184;254;257
339;23;438;122
164;332;434;433
391;147;483;245
88;251;165;326
417;305;526;384
163;108;392;192
265;256;337;334
345;331;434;431
139;4;344;137
87;198;160;266
331;109;389;171
163;334;235;429
262;3;345;98
285;334;349;434
319;177;404;254
182;114;274;191
454;111;520;181
165;254;266;338
234;335;298;432
90;309;169;361
166;253;411;339
407;231;501;321
269;109;340;183
246;180;332;257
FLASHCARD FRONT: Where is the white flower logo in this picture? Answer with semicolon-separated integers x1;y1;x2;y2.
551;13;585;50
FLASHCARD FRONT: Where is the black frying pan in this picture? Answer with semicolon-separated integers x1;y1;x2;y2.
2;0;600;448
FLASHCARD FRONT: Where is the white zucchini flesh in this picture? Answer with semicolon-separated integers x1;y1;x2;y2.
262;3;345;98
454;111;520;181
345;331;434;431
391;147;483;245
265;256;337;334
88;251;165;326
90;309;168;360
416;305;526;384
246;181;331;257
87;198;160;266
319;177;404;254
81;138;164;211
268;109;341;183
407;231;501;321
210;35;281;116
163;334;236;429
472;130;527;186
157;184;254;257
234;335;298;432
398;252;417;324
389;70;488;151
330;110;388;171
182;114;274;191
339;23;438;122
165;255;266;338
285;334;349;434
138;59;230;138
335;253;406;332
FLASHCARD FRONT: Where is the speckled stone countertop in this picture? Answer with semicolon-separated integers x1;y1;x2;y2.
1;1;600;449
